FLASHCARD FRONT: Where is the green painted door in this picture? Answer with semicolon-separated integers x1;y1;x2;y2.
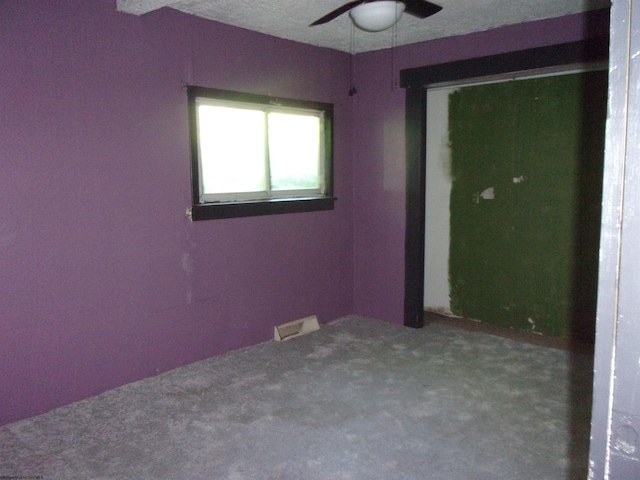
448;71;607;338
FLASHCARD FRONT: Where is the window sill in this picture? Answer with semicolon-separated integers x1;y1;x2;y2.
188;196;336;221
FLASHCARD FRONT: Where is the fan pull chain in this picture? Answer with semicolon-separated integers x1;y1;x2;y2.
349;23;357;96
391;12;399;91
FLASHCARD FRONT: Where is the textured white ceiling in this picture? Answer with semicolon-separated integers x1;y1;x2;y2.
117;0;610;53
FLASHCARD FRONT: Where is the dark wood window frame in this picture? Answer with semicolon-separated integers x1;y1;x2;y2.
400;39;609;328
187;86;335;221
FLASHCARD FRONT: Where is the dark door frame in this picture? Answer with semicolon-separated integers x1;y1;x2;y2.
399;39;609;328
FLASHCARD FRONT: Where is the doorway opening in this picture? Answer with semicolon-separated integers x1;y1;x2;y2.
423;69;607;342
400;40;609;335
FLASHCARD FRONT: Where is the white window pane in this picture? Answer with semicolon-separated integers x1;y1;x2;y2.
268;113;321;191
198;105;266;195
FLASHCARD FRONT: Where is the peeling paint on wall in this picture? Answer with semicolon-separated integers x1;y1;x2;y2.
480;187;494;199
527;317;543;335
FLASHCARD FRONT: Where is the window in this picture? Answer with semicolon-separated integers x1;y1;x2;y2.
187;87;334;220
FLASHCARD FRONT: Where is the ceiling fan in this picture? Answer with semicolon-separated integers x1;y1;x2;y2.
310;0;442;32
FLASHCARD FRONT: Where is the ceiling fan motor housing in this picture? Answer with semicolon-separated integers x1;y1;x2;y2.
349;1;406;32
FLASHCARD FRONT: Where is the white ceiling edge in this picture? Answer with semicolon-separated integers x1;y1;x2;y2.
117;0;610;54
117;0;177;15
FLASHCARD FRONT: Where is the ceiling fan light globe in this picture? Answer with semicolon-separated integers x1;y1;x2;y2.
349;1;405;32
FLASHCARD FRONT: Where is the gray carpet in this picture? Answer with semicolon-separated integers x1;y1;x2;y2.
0;315;593;479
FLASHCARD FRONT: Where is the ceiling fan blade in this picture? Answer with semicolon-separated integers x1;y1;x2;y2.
310;0;365;26
402;0;442;19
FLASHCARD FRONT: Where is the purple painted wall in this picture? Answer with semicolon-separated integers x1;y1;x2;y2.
0;0;609;426
351;9;610;324
0;0;353;426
